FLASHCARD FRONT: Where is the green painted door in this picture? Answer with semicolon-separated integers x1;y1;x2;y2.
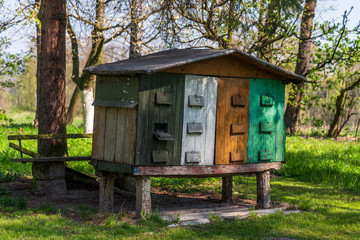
247;78;285;163
135;72;185;166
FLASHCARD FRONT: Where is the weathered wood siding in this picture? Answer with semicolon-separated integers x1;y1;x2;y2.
180;75;218;165
92;106;137;165
136;73;185;166
215;78;250;165
247;78;285;163
92;76;139;164
163;55;280;80
95;75;139;102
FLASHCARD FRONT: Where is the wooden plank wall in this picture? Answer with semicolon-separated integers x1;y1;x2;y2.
180;75;218;165
164;55;279;80
215;78;250;165
95;75;139;102
136;73;185;166
247;78;285;163
92;106;137;165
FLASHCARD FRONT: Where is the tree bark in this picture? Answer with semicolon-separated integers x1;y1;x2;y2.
327;77;360;138
65;0;104;132
35;0;41;128
34;0;67;195
129;0;142;58
82;87;94;133
66;86;81;124
256;0;280;60
284;0;317;134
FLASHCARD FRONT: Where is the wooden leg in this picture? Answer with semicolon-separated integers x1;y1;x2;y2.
99;171;117;212
136;176;151;219
221;176;233;203
256;171;271;208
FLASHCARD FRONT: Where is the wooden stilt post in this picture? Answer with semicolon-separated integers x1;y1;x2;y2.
99;171;117;212
136;176;151;219
256;171;271;208
221;176;233;203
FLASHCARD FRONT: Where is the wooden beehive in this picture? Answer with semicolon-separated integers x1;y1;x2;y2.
85;49;304;175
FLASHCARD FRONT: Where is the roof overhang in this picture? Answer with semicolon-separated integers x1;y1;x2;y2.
84;49;305;84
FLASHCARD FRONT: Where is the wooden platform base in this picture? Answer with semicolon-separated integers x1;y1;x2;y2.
96;162;281;218
133;162;281;177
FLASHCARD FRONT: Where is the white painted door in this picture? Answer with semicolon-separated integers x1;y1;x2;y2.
180;75;218;165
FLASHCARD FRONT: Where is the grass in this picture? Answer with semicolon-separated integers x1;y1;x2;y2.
281;136;360;194
0;177;360;239
0;110;94;180
1;111;360;238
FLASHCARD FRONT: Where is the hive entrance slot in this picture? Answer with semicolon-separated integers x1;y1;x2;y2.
153;123;174;141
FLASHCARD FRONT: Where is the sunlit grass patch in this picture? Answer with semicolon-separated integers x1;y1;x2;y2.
282;136;360;194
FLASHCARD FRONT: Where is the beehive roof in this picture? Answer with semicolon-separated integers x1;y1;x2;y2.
84;48;305;83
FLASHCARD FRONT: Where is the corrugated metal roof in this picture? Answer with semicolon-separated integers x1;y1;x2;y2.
84;49;305;83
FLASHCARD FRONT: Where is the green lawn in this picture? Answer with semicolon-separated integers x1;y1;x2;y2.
1;176;359;239
1;116;360;239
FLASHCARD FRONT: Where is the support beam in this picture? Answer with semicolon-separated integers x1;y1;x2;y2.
99;171;117;212
134;162;282;177
221;176;233;203
256;171;271;208
135;176;151;219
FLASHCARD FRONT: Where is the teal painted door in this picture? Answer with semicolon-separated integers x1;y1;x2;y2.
247;79;285;163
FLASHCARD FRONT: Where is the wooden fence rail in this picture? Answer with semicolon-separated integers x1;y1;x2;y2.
8;134;93;163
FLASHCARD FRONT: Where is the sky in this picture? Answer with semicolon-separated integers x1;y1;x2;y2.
317;0;360;29
2;0;360;54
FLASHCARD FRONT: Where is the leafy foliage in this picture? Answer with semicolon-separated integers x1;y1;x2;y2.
0;39;28;89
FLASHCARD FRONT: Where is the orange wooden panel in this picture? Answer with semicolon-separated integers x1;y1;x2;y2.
215;79;226;164
215;78;250;165
164;55;279;80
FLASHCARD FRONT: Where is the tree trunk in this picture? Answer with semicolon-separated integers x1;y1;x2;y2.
66;86;81;124
256;0;280;60
82;86;94;133
65;0;104;132
284;0;317;134
129;0;142;58
66;11;81;125
35;0;41;128
34;0;67;195
355;118;360;139
328;91;345;138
